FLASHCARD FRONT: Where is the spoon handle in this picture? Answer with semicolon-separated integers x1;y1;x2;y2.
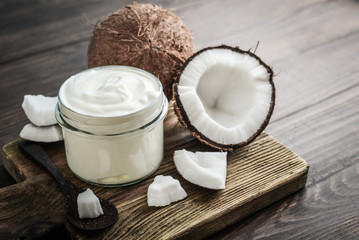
18;140;119;231
18;141;80;207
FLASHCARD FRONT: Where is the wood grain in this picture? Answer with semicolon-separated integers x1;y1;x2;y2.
0;177;66;239
209;28;359;240
1;117;308;239
1;0;358;150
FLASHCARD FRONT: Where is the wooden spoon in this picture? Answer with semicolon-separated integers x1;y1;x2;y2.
18;140;118;231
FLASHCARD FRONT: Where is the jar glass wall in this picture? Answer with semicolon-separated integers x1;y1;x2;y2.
56;66;168;186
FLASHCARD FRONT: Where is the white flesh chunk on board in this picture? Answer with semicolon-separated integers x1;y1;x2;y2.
147;175;187;207
174;149;227;190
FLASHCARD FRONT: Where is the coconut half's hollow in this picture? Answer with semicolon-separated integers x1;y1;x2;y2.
173;45;275;151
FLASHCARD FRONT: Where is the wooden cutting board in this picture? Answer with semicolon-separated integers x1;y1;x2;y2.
0;109;308;239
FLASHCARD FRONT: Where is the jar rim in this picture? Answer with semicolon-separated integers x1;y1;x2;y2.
56;99;168;136
56;66;168;135
58;65;163;119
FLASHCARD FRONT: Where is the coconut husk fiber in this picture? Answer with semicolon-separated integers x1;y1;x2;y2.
88;3;194;99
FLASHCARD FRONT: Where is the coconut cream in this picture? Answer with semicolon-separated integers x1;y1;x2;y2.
56;66;168;186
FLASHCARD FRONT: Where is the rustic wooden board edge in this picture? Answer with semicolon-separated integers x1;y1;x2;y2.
1;134;310;240
171;138;310;240
0;176;66;239
178;165;309;240
2;139;68;182
2;139;26;182
70;135;309;240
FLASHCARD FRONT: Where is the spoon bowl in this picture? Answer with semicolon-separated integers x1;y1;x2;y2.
18;140;118;231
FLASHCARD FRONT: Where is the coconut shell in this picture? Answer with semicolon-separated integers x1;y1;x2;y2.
87;3;194;100
173;45;275;151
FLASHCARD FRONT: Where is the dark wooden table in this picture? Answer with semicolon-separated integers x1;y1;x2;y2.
1;0;358;239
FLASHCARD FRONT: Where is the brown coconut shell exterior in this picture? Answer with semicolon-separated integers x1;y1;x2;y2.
172;45;275;151
87;3;194;100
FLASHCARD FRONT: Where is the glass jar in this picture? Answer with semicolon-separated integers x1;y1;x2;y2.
55;66;168;186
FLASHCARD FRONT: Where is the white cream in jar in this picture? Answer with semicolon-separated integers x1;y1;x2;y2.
56;66;168;186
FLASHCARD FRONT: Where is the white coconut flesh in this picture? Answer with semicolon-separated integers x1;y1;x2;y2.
177;48;273;146
174;150;227;190
147;175;187;207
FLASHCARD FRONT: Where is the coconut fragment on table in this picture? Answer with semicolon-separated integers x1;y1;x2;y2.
174;149;227;190
147;175;187;207
22;94;58;126
77;188;104;219
20;123;63;142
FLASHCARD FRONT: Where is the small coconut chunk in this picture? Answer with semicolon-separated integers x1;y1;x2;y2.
77;188;104;219
22;95;58;126
20;123;63;142
147;175;187;207
174;150;227;190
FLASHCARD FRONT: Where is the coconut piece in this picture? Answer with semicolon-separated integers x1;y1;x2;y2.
77;188;104;219
22;95;58;126
147;175;187;207
173;45;275;151
87;3;194;99
20;123;63;142
174;150;227;190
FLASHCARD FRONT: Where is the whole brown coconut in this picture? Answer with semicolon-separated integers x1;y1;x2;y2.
87;3;194;100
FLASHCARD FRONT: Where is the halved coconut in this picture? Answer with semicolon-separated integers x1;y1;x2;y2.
173;45;275;151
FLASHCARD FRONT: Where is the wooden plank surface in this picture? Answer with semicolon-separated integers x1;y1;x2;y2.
0;0;358;239
1;117;308;239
